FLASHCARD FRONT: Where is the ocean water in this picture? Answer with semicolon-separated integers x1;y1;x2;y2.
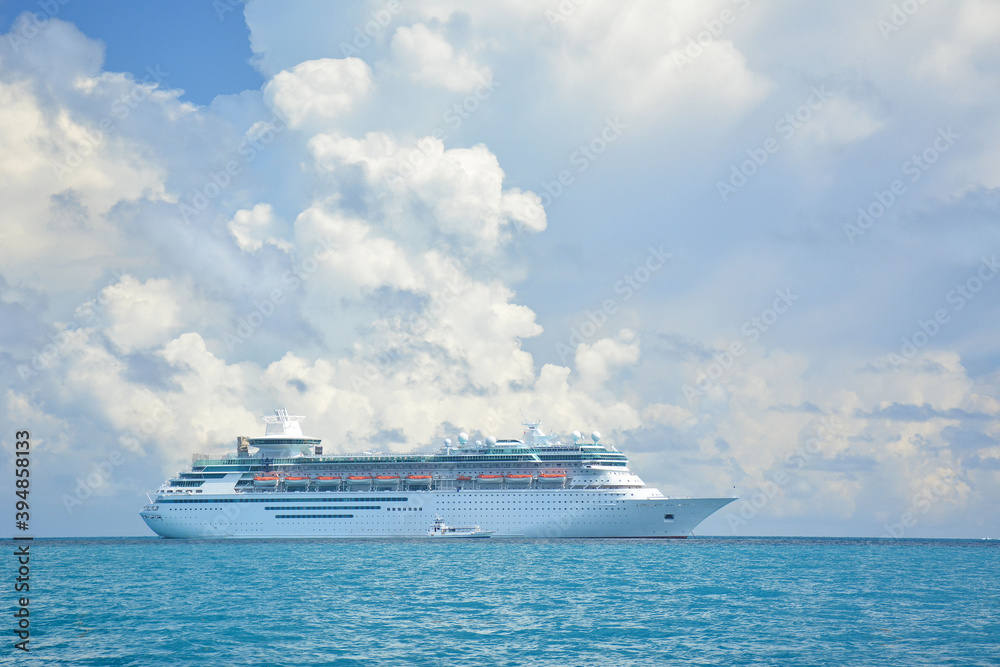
6;537;999;666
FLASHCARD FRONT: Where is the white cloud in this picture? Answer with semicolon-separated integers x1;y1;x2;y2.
5;4;1000;539
309;131;546;252
388;22;492;92
100;275;185;354
263;57;373;129
0;78;167;290
228;203;292;253
294;204;422;296
575;330;641;390
792;97;886;148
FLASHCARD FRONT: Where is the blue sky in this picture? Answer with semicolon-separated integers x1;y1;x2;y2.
1;0;999;538
0;0;263;104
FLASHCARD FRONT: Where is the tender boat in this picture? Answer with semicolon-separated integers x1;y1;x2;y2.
427;515;493;538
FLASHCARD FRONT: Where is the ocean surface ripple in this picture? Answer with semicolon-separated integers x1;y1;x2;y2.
8;537;999;666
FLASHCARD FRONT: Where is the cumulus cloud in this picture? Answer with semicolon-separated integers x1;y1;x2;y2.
228;203;292;253
388;22;492;91
101;275;185;353
309;131;546;252
5;3;1000;539
263;57;373;128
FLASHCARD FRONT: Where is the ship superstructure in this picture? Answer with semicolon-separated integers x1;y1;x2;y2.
140;409;734;538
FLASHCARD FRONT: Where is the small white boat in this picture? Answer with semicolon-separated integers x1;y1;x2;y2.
427;515;493;538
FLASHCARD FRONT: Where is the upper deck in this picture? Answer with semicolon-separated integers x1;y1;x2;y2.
188;411;630;471
189;446;629;471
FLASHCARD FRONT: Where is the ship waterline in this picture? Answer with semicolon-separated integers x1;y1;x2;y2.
140;410;735;539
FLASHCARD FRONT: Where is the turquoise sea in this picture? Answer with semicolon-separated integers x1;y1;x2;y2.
4;537;999;666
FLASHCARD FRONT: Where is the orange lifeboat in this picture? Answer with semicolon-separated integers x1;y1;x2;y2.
456;475;473;482
253;474;279;488
374;475;400;488
315;476;342;489
346;475;372;487
537;472;567;486
505;474;533;485
284;475;310;489
476;474;503;484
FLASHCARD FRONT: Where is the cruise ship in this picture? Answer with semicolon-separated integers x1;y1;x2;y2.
140;410;735;539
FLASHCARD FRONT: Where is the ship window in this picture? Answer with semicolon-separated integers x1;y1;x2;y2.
664;514;674;521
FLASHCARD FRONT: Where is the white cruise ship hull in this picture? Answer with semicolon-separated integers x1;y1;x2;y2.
141;411;736;539
141;488;734;539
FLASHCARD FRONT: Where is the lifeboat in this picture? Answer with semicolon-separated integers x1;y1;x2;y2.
284;476;311;489
456;475;473;482
253;474;279;488
537;473;567;486
374;475;400;489
315;476;342;489
346;475;372;488
505;474;533;485
406;475;432;488
476;474;503;485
